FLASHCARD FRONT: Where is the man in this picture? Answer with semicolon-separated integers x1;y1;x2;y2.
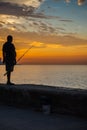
2;35;16;85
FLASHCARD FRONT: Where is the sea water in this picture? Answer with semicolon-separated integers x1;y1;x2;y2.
0;65;87;89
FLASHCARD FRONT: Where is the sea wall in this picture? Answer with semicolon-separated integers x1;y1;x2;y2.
0;84;87;117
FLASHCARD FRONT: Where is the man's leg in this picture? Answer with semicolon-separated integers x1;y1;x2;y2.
6;64;14;85
7;71;11;84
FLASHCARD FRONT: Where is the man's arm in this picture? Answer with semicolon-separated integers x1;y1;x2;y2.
2;45;6;63
13;44;16;65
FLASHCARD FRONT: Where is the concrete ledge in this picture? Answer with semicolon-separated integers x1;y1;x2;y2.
0;84;87;117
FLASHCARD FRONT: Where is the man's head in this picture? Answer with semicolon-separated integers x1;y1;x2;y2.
7;35;13;42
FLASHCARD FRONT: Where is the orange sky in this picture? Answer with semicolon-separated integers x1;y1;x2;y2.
0;30;87;64
14;39;87;65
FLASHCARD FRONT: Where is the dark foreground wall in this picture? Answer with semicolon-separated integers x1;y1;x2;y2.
0;84;87;117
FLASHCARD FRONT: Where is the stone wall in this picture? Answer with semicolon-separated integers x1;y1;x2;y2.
0;84;87;117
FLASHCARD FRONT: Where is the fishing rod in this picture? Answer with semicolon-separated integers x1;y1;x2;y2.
17;45;34;63
4;45;34;76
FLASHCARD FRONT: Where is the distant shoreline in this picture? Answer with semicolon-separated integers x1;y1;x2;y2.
0;64;87;65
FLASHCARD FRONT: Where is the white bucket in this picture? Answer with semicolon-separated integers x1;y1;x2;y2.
42;105;51;115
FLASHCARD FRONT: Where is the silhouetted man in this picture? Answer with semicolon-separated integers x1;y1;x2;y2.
2;35;16;85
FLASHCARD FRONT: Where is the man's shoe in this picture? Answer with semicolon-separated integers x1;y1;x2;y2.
7;82;15;85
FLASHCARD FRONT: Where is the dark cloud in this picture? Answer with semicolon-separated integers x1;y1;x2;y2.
32;20;58;34
59;19;73;22
0;1;61;20
0;2;35;17
28;12;60;19
0;21;5;24
0;24;3;27
57;27;65;31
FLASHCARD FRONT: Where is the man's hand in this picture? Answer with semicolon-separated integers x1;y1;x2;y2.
14;59;16;65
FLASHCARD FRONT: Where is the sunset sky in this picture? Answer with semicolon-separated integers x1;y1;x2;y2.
0;0;87;64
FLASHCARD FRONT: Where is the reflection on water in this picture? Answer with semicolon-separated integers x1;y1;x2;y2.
0;65;87;89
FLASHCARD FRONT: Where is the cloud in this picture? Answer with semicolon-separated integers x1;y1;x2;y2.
0;27;87;50
11;30;87;47
55;0;86;6
65;0;86;6
65;0;71;3
1;16;87;47
0;2;36;17
77;0;86;6
0;24;3;27
0;0;86;41
0;0;73;21
0;0;44;8
0;1;60;19
0;14;59;34
29;13;60;19
0;0;46;19
59;19;73;22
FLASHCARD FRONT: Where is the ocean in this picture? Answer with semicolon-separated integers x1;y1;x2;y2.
0;65;87;89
